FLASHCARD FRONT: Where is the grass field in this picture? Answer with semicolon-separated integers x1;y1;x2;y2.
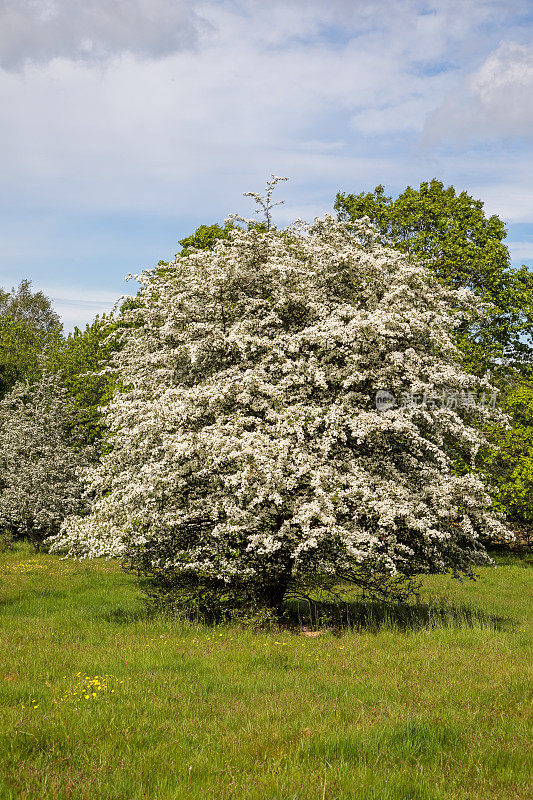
0;544;531;800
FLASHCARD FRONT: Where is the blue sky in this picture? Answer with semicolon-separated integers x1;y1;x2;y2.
1;0;533;329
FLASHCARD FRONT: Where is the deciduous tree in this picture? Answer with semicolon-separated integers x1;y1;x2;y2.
52;191;509;615
0;373;88;547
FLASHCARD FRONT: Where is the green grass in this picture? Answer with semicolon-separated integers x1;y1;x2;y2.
0;545;531;799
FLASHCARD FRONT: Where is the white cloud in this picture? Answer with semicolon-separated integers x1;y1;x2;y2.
0;1;505;218
351;96;439;136
1;0;533;330
507;241;533;264
424;41;533;143
39;285;125;329
0;0;207;69
468;178;533;224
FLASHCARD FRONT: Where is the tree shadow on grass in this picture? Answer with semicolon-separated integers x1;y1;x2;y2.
283;596;511;634
100;595;512;632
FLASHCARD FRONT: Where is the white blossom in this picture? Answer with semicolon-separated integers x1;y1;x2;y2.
0;374;89;545
51;213;511;602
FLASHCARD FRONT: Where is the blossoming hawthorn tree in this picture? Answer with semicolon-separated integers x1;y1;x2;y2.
0;373;89;548
51;183;511;615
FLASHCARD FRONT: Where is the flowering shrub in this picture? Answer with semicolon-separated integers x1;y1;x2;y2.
0;373;88;547
51;197;510;614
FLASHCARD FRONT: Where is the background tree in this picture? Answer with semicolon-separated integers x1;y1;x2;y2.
177;222;234;256
0;280;62;399
0;279;62;333
335;180;533;373
0;292;125;550
0;373;89;548
482;378;533;535
52;204;509;618
176;219;269;260
47;316;119;448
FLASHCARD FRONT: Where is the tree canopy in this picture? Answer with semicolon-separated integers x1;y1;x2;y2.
0;373;88;548
335;180;533;373
0;279;61;333
46;316;119;447
52;208;509;616
178;222;234;256
0;280;62;399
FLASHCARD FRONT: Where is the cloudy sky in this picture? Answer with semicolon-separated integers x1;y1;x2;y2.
1;0;533;328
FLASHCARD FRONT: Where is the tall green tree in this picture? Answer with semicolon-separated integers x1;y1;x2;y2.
176;221;266;259
335;180;533;374
177;222;234;256
0;280;62;399
46;316;118;447
0;279;61;333
482;378;533;534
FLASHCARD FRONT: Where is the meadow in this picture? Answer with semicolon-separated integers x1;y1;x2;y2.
0;544;531;800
